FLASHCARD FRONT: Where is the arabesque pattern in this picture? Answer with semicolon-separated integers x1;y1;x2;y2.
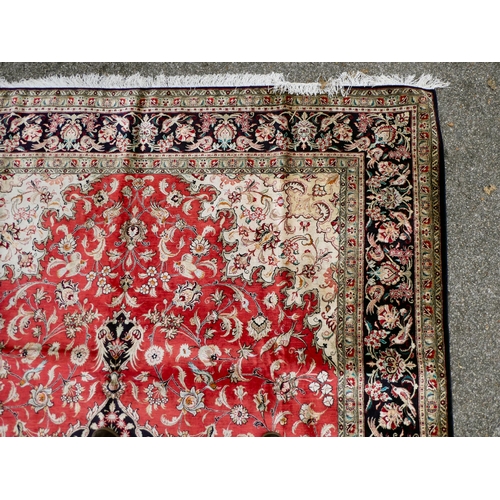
0;84;448;436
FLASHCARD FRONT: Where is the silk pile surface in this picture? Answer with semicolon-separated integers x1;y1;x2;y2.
0;80;450;436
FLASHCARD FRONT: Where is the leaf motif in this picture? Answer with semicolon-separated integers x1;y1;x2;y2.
107;249;123;262
269;360;282;380
6;283;31;310
164;341;173;355
305;359;317;376
182;198;195;215
159;179;169;196
131;381;140;402
260;336;276;357
291;420;301;435
175;366;188;390
47;365;59;385
215;385;231;409
273;410;292;428
190;311;201;331
320;424;336;437
139;250;156;262
278;307;285;323
229;317;243;343
85;381;98;402
6;381;19;403
82;198;92;214
81;372;95;381
48;411;66;425
47;309;58;329
161;413;182;426
109;178;119;194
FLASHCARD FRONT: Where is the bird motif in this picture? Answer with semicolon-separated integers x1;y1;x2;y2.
366;284;385;314
102;201;123;225
235;136;264;151
173;254;217;280
185;136;214;152
149;201;171;225
391;386;417;418
46;251;87;278
367;234;385;262
344;136;371;151
19;360;47;386
390;316;413;346
187;362;217;390
268;114;289;130
160;114;187;134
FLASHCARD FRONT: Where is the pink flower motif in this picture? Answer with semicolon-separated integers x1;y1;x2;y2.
377;221;400;244
379;402;404;430
255;123;275;142
22;123;43;142
377;304;400;330
376;348;406;382
378;261;401;286
175;123;196;143
365;380;390;401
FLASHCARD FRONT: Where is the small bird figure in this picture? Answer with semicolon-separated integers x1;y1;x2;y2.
19;360;47;386
160;114;187;134
390;316;413;346
186;136;213;152
268;114;288;130
187;362;217;390
391;386;417;418
149;201;171;225
366;284;385;314
47;251;87;278
236;136;264;151
102;201;123;225
344;136;372;152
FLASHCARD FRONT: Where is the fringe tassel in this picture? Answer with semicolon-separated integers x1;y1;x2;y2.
0;71;449;95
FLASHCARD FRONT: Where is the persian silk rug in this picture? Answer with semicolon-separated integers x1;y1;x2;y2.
0;73;450;437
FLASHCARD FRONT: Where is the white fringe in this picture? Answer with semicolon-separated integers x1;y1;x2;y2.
0;71;449;95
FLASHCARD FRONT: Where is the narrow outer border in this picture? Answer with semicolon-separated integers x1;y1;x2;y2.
430;88;454;436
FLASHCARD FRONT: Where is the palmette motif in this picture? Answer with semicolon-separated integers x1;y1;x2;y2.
0;85;448;436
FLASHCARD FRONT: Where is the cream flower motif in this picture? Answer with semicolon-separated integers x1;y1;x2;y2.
54;280;80;309
263;291;279;310
190;236;211;257
172;282;202;311
230;404;249;425
378;402;404;430
176;344;191;362
253;389;270;413
317;371;329;384
57;234;77;255
145;345;165;366
198;345;222;367
20;343;42;365
0;356;10;378
145;381;168;407
299;403;324;425
177;388;205;416
273;372;298;402
61;380;84;405
309;381;321;393
70;344;90;366
247;314;272;341
323;395;334;407
28;385;53;413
